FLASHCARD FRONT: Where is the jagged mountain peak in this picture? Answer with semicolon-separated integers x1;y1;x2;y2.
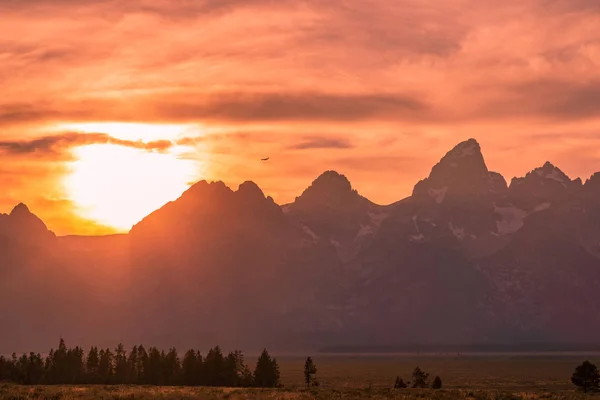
445;138;482;159
435;138;487;173
584;172;600;194
413;138;494;199
311;170;352;191
488;171;508;194
237;181;267;201
534;161;572;183
0;203;55;241
586;172;600;185
294;170;360;206
10;202;31;216
510;161;575;189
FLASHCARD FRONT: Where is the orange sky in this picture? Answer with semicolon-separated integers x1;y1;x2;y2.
1;0;599;235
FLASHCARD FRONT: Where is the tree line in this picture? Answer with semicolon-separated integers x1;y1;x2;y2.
0;339;280;387
393;367;442;389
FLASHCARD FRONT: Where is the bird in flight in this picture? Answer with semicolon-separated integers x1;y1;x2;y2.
261;157;270;161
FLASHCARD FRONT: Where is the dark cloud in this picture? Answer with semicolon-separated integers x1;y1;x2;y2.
1;0;293;18
537;0;600;13
4;78;600;127
0;103;62;125
470;79;600;121
144;92;430;122
0;91;430;126
0;132;174;158
290;136;354;150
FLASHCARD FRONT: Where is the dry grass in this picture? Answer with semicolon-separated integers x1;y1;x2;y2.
276;355;600;391
1;385;598;400
2;355;600;399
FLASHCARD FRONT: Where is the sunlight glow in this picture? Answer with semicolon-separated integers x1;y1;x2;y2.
65;144;199;231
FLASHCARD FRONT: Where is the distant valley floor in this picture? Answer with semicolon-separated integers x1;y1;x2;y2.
2;355;600;399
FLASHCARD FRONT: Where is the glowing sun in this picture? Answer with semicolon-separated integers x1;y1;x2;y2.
64;143;199;231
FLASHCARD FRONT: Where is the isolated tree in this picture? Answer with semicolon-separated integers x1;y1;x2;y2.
411;367;430;388
304;357;318;388
394;376;407;389
571;361;600;393
253;349;280;388
431;376;442;389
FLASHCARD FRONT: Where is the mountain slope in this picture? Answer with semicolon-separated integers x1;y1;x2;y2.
1;138;599;352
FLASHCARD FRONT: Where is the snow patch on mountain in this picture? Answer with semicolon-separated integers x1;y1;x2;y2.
353;210;389;242
545;170;568;184
356;224;375;238
368;210;390;225
412;215;420;233
302;226;318;241
495;205;528;235
410;234;425;242
494;202;552;235
448;222;465;240
451;140;479;157
428;186;448;204
533;202;551;212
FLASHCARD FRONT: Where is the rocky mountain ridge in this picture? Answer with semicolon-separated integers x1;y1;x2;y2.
1;138;599;352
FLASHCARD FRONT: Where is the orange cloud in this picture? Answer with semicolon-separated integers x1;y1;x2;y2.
0;132;173;159
1;0;599;234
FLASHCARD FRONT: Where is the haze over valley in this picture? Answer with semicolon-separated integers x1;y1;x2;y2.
2;139;600;354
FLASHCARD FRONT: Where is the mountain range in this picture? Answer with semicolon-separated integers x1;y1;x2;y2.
2;138;600;353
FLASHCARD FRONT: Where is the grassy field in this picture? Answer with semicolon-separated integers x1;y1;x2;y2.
2;355;599;399
277;354;600;391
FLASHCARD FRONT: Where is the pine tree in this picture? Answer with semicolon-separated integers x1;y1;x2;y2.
86;347;100;384
303;357;317;388
253;349;280;388
204;346;225;386
48;338;68;384
571;361;600;393
233;350;254;387
137;345;149;384
411;367;429;388
98;348;114;384
0;356;7;382
394;376;407;389
127;346;139;384
67;346;85;384
182;349;199;386
114;343;128;384
163;348;180;385
146;347;162;385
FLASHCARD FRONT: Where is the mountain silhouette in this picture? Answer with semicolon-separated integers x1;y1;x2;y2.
2;138;600;353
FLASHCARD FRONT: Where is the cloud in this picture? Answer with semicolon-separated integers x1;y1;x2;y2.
290;136;354;150
2;0;600;235
0;132;174;158
472;79;600;121
153;92;430;122
0;92;430;126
